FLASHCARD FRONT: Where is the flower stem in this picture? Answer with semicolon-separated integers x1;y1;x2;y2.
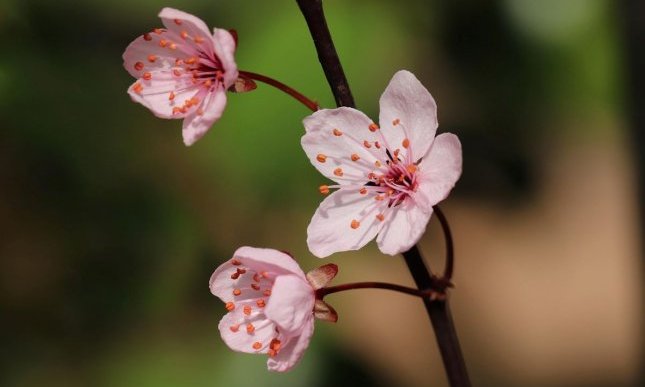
317;281;429;299
295;1;470;385
434;205;455;280
238;70;319;112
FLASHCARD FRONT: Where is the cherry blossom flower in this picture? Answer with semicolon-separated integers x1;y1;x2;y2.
123;8;238;146
210;247;338;372
301;70;462;257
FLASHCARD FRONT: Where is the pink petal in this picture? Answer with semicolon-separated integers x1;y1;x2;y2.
218;308;276;354
122;30;180;79
376;202;433;256
267;315;314;372
417;133;462;206
233;247;306;279
378;70;438;161
212;28;238;88
159;7;213;56
264;275;314;336
182;87;227;146
128;73;203;119
307;189;384;258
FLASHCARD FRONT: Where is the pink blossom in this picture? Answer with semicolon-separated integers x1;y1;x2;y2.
122;8;238;146
301;70;462;257
210;247;338;372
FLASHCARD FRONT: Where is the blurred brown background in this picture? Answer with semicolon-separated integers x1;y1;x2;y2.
0;0;642;386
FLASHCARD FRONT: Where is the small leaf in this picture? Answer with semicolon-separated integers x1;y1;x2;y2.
306;263;338;289
313;299;338;323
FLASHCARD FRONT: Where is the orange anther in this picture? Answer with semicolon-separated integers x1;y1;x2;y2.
185;56;197;65
270;339;282;351
316;154;327;163
233;289;241;296
253;273;261;282
251;283;260;291
263;289;272;297
363;140;372;148
236;268;246;275
261;271;269;278
256;299;266;308
252;342;262;350
375;141;381;149
333;168;343;177
175;58;183;66
225;302;235;311
376;214;385;222
169;42;177;50
147;54;157;63
351;154;360;162
174;18;183;25
194;35;205;44
246;323;255;334
132;82;143;94
231;259;242;265
143;33;152;41
203;79;213;88
375;160;382;167
172;107;182;115
375;195;385;201
392;118;400;126
319;185;330;195
332;128;342;136
359;187;367;195
142;72;152;81
190;97;200;106
173;69;182;77
369;123;379;132
368;172;377;180
243;305;252;315
350;219;360;229
230;272;240;280
407;165;417;174
168;91;175;101
159;39;168;47
134;61;144;71
402;138;410;149
153;28;163;35
394;149;400;158
180;30;189;39
229;324;239;332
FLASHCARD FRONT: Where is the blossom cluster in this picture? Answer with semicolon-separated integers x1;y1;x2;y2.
123;7;462;372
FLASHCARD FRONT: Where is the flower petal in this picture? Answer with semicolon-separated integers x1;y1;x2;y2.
182;87;227;146
218;308;276;354
378;70;438;161
159;7;213;54
264;275;314;336
128;73;202;119
212;28;238;88
234;247;306;279
122;29;182;79
417;133;462;206
376;201;432;255
267;315;314;372
307;189;384;258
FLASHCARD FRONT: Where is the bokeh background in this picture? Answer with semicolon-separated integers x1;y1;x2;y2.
1;0;642;386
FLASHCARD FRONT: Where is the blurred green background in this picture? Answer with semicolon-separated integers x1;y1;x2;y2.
0;0;642;386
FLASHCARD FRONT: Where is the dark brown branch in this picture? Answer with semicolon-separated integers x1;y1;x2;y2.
434;205;455;280
295;0;355;107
